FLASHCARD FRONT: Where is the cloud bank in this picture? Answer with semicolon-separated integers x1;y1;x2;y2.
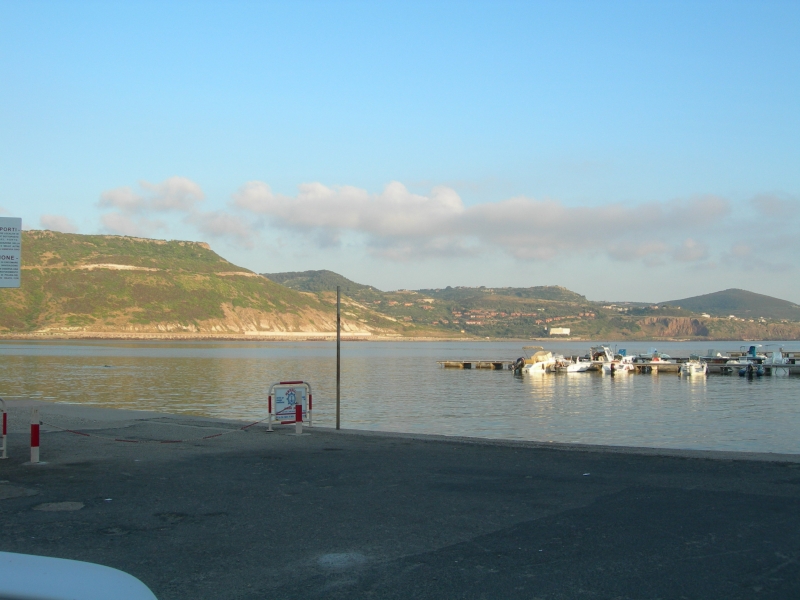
231;180;731;264
93;176;794;271
98;176;254;246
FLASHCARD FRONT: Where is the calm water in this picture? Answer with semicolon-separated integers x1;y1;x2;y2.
1;340;799;454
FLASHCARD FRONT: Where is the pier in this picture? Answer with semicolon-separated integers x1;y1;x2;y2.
438;357;800;375
437;360;515;370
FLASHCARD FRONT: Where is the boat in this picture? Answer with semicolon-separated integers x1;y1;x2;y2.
739;363;764;378
564;359;593;373
590;345;614;367
521;350;556;375
601;355;636;375
679;359;708;377
636;348;672;362
763;348;791;376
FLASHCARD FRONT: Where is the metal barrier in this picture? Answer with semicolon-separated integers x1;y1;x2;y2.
268;381;313;433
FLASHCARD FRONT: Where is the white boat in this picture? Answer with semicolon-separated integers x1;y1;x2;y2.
521;350;557;375
637;348;672;362
564;359;593;373
601;355;636;375
722;356;757;375
590;345;615;371
679;360;708;377
764;348;791;376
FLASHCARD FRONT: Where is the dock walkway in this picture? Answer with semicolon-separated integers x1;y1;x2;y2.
437;359;515;369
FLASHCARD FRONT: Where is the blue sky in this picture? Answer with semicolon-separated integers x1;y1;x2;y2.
2;1;798;302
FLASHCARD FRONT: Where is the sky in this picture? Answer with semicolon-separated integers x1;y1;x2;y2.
1;0;799;303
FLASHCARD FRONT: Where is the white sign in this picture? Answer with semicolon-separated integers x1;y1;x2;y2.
273;385;307;422
0;218;21;288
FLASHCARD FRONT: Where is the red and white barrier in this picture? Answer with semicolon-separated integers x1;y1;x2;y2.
30;408;39;464
268;381;313;432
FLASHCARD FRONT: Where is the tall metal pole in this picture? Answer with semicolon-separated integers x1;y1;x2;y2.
336;285;341;430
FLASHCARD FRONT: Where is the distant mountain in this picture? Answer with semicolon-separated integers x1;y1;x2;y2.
418;285;587;303
663;289;800;321
262;269;382;298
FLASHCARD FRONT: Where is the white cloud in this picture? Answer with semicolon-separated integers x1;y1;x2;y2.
673;239;709;262
99;186;146;213
141;177;205;211
233;180;732;265
187;211;256;249
98;176;206;238
232;180;463;238
99;176;204;215
100;213;166;237
39;214;78;233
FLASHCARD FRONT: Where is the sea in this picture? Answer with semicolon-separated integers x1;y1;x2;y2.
1;339;799;454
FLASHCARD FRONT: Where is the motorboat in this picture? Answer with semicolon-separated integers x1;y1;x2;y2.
601;355;636;375
679;359;708;377
513;348;557;375
739;362;764;378
564;359;593;373
636;348;672;362
590;345;615;370
764;348;791;376
521;350;556;375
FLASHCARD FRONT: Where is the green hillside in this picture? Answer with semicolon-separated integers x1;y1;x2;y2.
663;289;800;321
268;270;600;338
0;231;397;336
5;237;800;340
263;270;383;300
269;270;800;340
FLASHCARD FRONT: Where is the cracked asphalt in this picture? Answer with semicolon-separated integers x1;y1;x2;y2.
1;399;799;599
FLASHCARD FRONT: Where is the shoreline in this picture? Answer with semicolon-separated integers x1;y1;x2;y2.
0;332;791;342
6;399;800;464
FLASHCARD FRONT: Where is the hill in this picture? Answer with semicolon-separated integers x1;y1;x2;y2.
0;231;403;337
267;270;600;338
262;270;383;300
663;289;800;321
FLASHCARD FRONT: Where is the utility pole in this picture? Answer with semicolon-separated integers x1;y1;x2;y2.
336;285;341;430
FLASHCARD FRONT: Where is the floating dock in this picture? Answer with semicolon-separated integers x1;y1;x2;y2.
437;360;515;370
438;358;800;375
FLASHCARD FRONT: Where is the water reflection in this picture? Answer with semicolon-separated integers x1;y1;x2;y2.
0;340;798;454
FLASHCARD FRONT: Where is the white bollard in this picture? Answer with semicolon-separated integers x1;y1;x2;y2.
294;403;303;435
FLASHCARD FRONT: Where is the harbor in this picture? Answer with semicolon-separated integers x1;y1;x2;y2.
3;339;800;454
438;344;800;375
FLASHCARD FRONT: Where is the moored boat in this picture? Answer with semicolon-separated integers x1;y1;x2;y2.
679;359;708;377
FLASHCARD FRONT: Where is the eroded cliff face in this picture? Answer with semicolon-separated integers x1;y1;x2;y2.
636;317;710;337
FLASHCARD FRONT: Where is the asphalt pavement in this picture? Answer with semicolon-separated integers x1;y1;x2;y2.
1;399;799;600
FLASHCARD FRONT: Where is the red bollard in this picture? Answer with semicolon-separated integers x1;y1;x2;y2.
30;408;40;464
295;403;303;435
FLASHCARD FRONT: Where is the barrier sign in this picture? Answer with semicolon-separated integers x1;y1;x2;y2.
0;218;21;289
273;385;307;423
